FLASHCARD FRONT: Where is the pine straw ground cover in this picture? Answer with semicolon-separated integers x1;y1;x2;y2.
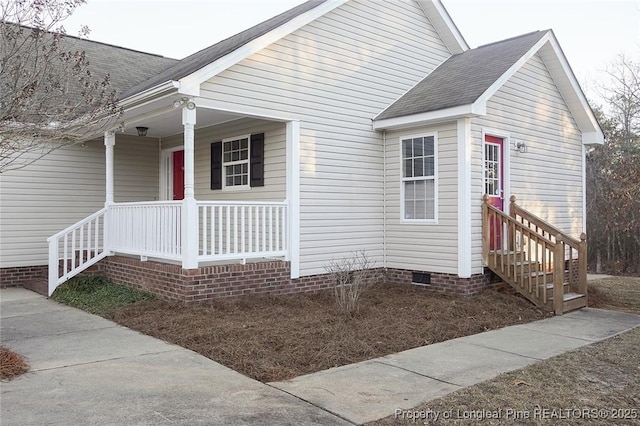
106;284;550;382
0;346;29;380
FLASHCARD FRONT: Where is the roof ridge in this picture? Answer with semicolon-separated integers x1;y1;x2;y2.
475;30;547;50
4;22;177;60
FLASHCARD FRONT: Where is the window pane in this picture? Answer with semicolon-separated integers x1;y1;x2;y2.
413;138;424;156
424;157;434;176
224;141;231;151
425;180;435;199
424;137;434;156
413;180;426;200
415;198;427;219
226;176;234;186
223;153;231;162
404;200;415;219
402;140;412;158
403;159;412;178
425;200;435;220
241;150;248;160
241;138;248;149
242;175;248;185
413;157;424;177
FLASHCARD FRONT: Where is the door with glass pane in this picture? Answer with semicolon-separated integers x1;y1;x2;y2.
484;135;504;249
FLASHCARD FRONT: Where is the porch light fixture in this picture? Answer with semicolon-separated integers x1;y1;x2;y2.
514;140;527;153
172;97;196;110
136;126;149;137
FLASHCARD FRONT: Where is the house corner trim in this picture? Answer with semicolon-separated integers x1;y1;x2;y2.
286;120;301;279
457;118;472;278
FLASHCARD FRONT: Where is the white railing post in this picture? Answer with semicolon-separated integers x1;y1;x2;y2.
48;237;59;296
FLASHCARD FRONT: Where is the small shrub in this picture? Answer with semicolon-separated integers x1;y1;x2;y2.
324;250;382;316
52;275;154;316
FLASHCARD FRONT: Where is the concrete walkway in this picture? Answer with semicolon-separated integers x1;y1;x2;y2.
2;288;640;425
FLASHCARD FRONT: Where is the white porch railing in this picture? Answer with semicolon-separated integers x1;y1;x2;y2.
109;201;183;261
198;201;287;262
47;208;109;295
48;200;288;295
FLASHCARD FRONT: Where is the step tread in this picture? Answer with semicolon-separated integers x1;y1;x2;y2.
563;292;585;302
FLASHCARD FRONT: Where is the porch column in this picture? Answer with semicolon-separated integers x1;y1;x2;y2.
181;102;198;269
286;120;300;279
104;131;115;205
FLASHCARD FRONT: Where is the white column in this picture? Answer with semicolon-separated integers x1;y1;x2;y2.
457;118;472;278
286;120;301;279
181;102;198;269
104;131;115;205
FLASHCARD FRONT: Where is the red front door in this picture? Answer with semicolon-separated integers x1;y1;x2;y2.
484;135;504;249
172;150;184;200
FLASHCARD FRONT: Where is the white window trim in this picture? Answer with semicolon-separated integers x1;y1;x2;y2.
399;132;439;224
221;133;251;191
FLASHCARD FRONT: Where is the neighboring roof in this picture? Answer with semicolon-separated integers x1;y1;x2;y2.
375;31;547;121
120;0;328;100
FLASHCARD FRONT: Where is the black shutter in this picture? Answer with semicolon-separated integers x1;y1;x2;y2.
210;141;222;190
250;133;265;187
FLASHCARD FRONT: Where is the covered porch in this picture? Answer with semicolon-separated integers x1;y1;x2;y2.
47;94;301;296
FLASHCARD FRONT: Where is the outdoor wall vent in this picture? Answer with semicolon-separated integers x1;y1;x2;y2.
411;272;431;286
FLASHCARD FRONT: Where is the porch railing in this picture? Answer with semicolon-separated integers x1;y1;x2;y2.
48;200;288;295
198;201;287;262
47;208;109;295
109;201;183;261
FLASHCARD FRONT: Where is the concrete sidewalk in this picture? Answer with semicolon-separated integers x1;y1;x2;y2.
271;308;640;424
2;288;640;426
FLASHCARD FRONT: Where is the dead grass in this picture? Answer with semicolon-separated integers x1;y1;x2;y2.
0;346;29;380
369;277;640;426
108;284;550;382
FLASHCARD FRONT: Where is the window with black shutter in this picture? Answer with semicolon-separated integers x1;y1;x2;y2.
211;133;264;190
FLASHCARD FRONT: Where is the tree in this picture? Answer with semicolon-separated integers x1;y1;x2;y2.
0;0;120;173
587;55;640;274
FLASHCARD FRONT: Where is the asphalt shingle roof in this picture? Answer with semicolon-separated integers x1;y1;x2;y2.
375;30;549;121
120;0;327;100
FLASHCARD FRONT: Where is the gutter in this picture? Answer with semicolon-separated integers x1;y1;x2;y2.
118;81;180;110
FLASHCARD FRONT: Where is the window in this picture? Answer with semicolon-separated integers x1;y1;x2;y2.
223;135;250;188
211;133;264;190
401;134;436;221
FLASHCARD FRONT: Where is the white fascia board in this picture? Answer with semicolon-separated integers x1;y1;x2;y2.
177;0;348;90
417;0;469;54
582;131;604;145
539;34;605;144
119;81;179;109
372;103;485;131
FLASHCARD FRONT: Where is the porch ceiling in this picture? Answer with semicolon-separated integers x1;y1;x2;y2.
120;106;244;138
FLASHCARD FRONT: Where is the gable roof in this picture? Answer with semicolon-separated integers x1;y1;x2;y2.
120;0;328;100
373;30;604;145
376;31;546;121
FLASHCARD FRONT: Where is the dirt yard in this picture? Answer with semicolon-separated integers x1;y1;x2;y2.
108;284;550;382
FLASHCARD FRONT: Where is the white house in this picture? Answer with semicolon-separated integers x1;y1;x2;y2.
0;0;603;313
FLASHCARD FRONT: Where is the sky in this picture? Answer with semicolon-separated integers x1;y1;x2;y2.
62;0;640;107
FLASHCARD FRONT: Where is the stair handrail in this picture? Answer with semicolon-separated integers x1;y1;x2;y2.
509;196;581;247
482;195;587;315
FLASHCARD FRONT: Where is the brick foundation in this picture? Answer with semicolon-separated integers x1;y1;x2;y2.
2;257;502;302
92;255;341;302
0;265;47;289
386;267;496;295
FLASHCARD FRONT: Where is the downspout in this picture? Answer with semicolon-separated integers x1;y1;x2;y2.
382;130;387;271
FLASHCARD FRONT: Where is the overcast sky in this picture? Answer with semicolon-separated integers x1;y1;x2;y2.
63;0;640;107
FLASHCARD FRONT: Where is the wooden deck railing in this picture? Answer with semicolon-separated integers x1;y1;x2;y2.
482;195;587;314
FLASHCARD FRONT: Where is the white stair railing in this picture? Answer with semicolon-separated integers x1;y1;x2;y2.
47;208;108;296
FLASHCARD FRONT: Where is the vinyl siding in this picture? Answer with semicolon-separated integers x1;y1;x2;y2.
199;0;451;275
0;135;159;267
385;122;459;274
161;118;286;202
470;53;584;274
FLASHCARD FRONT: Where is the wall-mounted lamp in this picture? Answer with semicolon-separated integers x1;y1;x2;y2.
136;126;149;137
172;97;196;110
514;140;527;153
